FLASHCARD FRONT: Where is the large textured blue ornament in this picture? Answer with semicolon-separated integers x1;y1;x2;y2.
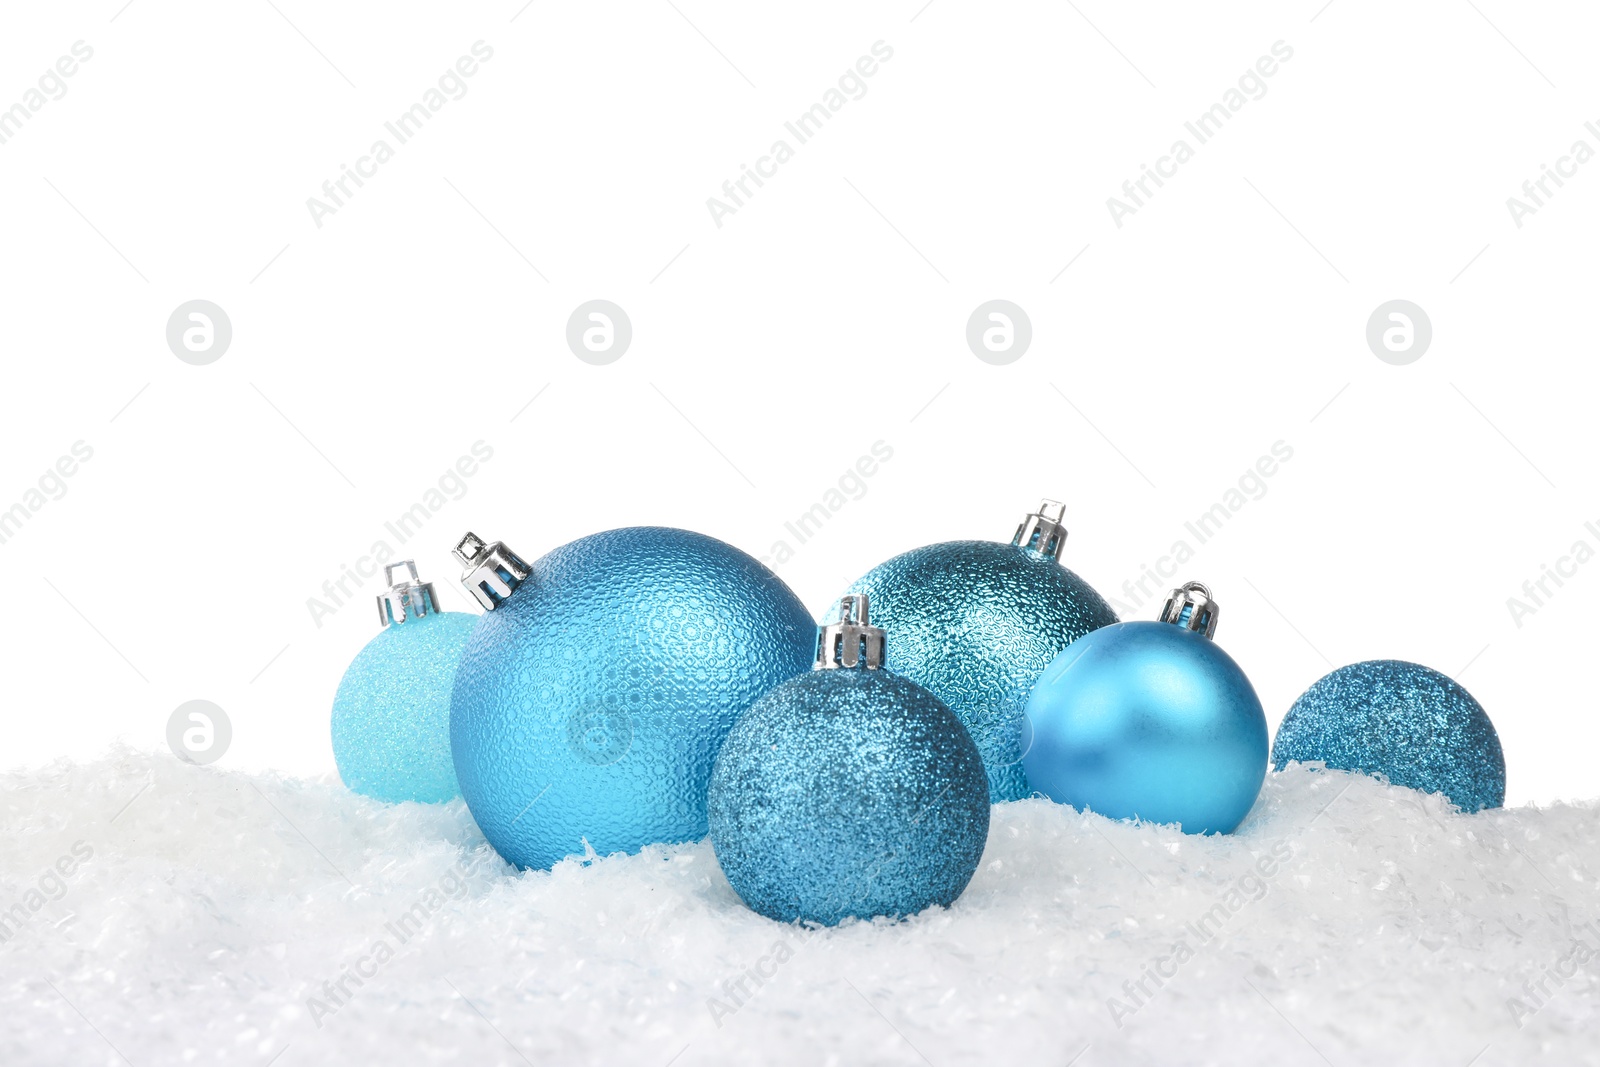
837;500;1118;802
1023;582;1268;834
1273;659;1505;812
709;596;991;925
332;561;475;803
449;529;815;871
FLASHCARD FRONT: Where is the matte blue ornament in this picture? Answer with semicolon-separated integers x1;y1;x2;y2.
709;595;991;925
838;500;1118;803
1023;582;1268;834
331;561;475;803
1272;659;1505;812
449;529;814;870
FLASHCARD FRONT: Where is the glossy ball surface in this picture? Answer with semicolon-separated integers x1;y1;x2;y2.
450;527;814;870
708;668;990;925
332;611;476;804
1023;621;1268;834
842;540;1118;802
1273;659;1505;812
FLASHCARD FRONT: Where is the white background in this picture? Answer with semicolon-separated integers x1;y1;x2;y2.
2;0;1595;807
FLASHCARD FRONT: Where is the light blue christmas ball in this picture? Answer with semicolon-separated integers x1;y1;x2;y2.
332;565;475;804
708;599;990;925
450;528;815;871
1272;659;1505;812
838;501;1117;802
1023;583;1268;834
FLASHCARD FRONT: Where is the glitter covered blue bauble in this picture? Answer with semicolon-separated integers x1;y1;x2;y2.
332;562;474;804
708;597;990;925
449;529;815;871
1023;583;1268;834
838;501;1118;802
1273;659;1505;812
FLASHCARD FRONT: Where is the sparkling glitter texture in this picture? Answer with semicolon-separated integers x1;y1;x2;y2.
1273;659;1506;812
708;667;991;925
331;610;477;804
840;538;1118;802
450;527;815;870
1022;620;1269;835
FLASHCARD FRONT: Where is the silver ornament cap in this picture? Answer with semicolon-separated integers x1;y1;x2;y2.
454;531;531;611
1159;580;1219;639
816;594;885;670
1012;498;1068;561
375;560;439;627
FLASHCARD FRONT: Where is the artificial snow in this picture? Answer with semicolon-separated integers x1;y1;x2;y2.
2;748;1596;1066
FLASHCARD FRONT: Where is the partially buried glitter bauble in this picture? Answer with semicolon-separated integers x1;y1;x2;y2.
1272;659;1505;812
709;596;991;925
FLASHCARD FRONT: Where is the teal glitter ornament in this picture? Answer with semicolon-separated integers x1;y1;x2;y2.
1023;582;1269;834
331;561;476;803
449;529;815;871
1273;659;1505;812
708;596;991;925
838;500;1118;802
